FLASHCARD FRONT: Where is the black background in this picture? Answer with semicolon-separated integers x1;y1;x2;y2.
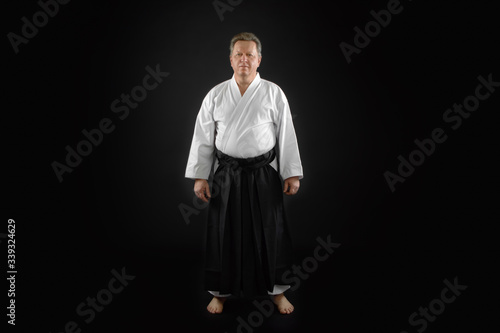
4;0;500;332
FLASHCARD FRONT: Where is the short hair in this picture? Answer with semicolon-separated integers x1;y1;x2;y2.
229;32;262;57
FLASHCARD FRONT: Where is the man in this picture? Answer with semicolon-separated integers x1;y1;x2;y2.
185;32;303;315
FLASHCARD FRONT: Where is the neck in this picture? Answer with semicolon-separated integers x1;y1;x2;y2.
235;72;257;89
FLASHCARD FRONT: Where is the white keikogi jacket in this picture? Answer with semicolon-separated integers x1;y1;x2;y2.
185;73;303;181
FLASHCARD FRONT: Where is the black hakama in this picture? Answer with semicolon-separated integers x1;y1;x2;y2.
204;147;293;297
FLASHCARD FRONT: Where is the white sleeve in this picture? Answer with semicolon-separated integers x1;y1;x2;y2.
185;92;216;180
276;89;304;180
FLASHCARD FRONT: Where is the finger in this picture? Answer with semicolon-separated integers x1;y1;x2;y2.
283;181;289;193
195;191;208;203
199;193;209;203
202;186;211;202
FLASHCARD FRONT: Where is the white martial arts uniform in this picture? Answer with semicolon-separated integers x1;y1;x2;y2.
185;73;303;181
185;73;303;296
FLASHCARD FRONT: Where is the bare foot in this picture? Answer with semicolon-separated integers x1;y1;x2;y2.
207;296;226;314
272;293;294;314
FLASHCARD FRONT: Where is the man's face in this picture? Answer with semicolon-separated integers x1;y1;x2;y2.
230;41;262;78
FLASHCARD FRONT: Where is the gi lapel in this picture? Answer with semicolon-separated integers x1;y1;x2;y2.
220;73;262;153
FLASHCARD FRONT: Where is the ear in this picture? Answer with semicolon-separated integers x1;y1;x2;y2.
257;56;262;67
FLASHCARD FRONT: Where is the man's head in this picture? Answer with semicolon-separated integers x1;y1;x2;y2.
229;32;262;81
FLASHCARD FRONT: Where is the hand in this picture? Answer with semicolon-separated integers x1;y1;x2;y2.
283;176;300;196
194;179;211;203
